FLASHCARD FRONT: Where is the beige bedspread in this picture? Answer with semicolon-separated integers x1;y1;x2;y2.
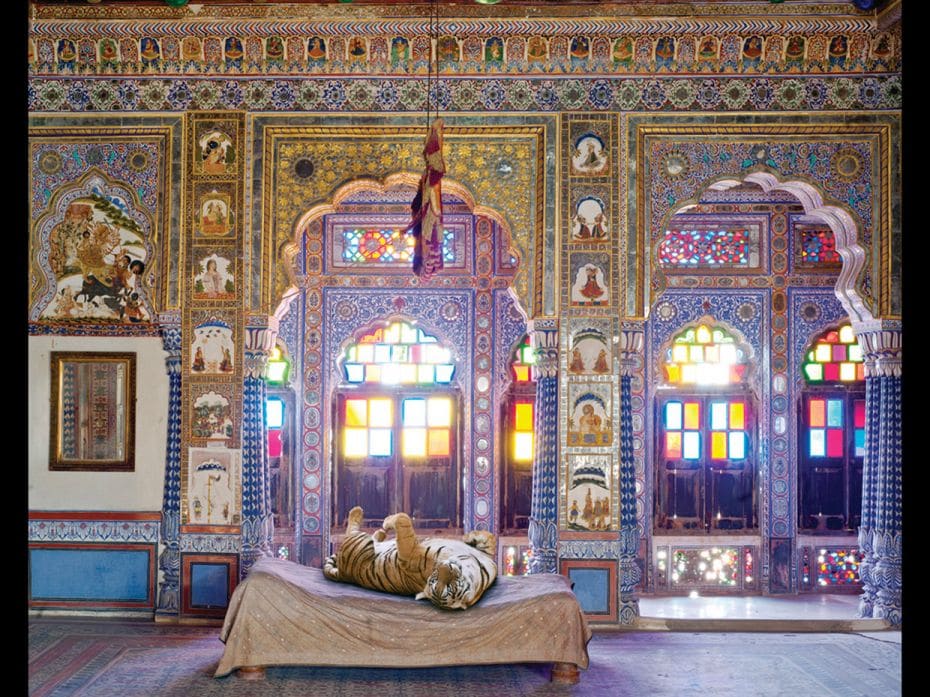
215;557;591;677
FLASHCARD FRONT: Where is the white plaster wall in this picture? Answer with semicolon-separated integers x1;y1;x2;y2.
28;335;169;511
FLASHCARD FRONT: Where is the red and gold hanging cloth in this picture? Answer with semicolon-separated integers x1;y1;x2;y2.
408;118;445;279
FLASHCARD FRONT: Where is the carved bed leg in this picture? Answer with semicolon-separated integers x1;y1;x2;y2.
551;662;580;684
238;666;266;680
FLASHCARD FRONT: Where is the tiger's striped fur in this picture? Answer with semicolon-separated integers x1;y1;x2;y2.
323;506;498;610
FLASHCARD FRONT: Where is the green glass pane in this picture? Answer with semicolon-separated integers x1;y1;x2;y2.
826;399;844;428
804;363;823;382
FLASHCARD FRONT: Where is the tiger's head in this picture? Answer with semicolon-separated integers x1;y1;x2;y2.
416;559;472;610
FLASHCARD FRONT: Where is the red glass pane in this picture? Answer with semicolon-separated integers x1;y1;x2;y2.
854;400;865;429
268;428;282;457
823;363;840;382
824;331;839;343
826;428;844;458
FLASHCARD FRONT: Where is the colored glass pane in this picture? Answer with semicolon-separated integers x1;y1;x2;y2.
345;363;365;383
365;365;381;382
672;345;689;363
427;428;450;456
711;431;727;459
839;363;856;382
344;428;368;457
681;364;698;383
397;363;417;384
683;402;700;430
815;344;832;363
856;364;865;381
513;432;534;462
379;364;401;384
400;323;418;343
800;228;840;264
683;432;701;459
665;364;681;383
384;324;400;343
665;402;682;430
515;402;534;431
839;325;855;343
810;429;826;457
657;229;752;267
403;428;426;457
369;429;393;456
848;344;863;362
853;400;865;428
427;398;451;427
705;345;719;363
356;344;374;363
513;365;530;382
690;345;704;362
435;365;455;383
267;428;282;458
710;402;727;430
373;344;391;363
826;399;843;428
391;345;409;363
666;432;682;459
832;344;847;362
417;365;435;383
827;429;844;457
809;399;825;428
804;363;823;381
854;429;866;457
729;402;745;430
719;344;737;364
266;399;284;428
368;398;392;428
823;363;839;381
403;398;426;427
696;325;712;344
345;399;368;427
729;432;746;459
342;227;454;264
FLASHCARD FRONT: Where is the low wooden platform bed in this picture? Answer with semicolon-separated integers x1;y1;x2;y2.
215;557;592;683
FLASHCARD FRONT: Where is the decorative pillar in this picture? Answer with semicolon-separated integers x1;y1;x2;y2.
855;321;902;627
240;318;279;578
156;313;182;619
618;325;645;623
528;320;559;574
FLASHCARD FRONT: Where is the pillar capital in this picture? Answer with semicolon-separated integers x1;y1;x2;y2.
528;318;559;379
853;320;901;378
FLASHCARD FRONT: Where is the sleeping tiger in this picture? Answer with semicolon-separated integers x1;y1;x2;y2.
323;505;498;610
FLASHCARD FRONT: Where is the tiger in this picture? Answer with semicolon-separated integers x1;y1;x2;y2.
323;505;498;610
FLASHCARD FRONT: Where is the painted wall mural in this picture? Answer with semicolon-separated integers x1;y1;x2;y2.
187;446;241;526
190;319;235;375
568;324;612;376
567;382;612;447
193;252;236;300
566;453;614;531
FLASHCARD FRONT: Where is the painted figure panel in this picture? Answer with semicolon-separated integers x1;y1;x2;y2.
191;319;235;375
567;454;613;531
195;187;235;238
191;389;234;443
571;133;609;176
187;447;241;526
193;251;236;300
568;325;612;376
571;194;609;241
196;127;236;176
569;253;610;306
567;383;612;447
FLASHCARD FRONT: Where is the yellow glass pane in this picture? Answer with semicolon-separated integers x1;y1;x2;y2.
839;362;856;382
515;402;534;431
344;428;368;457
696;325;712;343
809;399;825;428
513;432;534;462
513;365;530;382
403;428;426;457
428;397;451;427
681;364;698;384
815;343;832;362
666;431;682;459
839;325;855;344
683;402;700;430
729;402;745;430
398;363;417;384
368;398;392;428
665;363;681;383
365;364;381;383
428;428;450;456
345;399;368;427
356;344;374;363
711;431;727;459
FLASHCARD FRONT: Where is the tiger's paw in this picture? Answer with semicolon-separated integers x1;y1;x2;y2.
346;506;364;530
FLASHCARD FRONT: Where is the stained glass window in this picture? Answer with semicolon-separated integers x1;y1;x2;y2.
663;323;748;386
799;324;865;533
342;321;455;385
657;395;755;533
801;324;865;383
503;334;537;532
797;225;841;265
341;227;455;264
658;229;756;268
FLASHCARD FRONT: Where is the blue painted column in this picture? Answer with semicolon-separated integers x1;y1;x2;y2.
156;313;182;618
855;322;902;627
240;319;279;578
528;320;559;574
618;326;644;623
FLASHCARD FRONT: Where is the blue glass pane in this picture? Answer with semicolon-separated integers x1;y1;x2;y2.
345;363;365;383
854;429;865;457
826;399;844;428
683;432;701;459
665;402;682;430
265;398;284;428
